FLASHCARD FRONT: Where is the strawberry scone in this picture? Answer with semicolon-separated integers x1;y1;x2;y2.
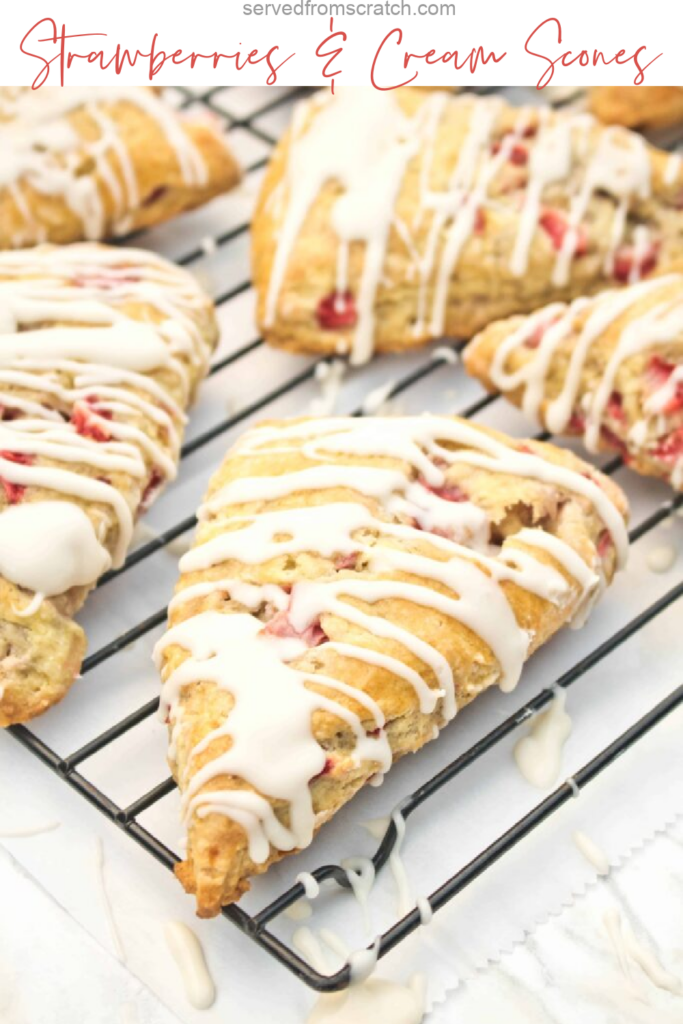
155;415;628;915
0;243;218;725
0;86;241;250
589;87;683;132
464;272;683;492
252;87;683;365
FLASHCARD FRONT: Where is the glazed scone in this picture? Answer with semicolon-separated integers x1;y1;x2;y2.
155;415;629;916
589;87;683;131
0;244;219;726
464;273;683;492
0;86;241;249
252;87;683;365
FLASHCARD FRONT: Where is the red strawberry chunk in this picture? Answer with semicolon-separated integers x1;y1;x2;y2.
139;466;164;513
0;451;33;504
316;291;358;330
263;609;328;648
606;391;627;424
72;271;140;290
568;412;586;432
335;552;359;570
492;140;529;165
418;478;467;502
652;427;683;462
313;757;335;780
474;207;486;234
646;357;683;414
71;399;112;442
539;209;589;256
612;241;659;283
597;530;614;559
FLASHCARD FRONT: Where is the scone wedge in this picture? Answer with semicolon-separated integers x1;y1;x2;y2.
252;87;683;365
0;243;219;725
0;86;241;250
155;415;629;916
464;272;683;492
589;87;683;132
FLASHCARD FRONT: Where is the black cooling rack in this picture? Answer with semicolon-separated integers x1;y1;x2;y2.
7;85;683;993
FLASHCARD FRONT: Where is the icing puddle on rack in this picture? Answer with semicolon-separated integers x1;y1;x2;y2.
513;688;573;789
164;921;216;1010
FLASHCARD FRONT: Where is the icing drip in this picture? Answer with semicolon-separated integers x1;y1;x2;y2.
0;246;210;579
158;416;624;867
603;909;682;995
572;830;610;875
307;974;426;1024
513;688;572;789
1;87;208;244
0;502;110;598
164;921;216;1010
486;274;683;478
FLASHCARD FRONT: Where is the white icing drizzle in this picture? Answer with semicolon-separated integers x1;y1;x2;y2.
361;817;390;841
572;830;610;875
310;360;346;417
307;974;427;1024
513;688;572;789
486;274;683;478
416;897;433;926
603;909;682;995
285;898;313;921
297;871;321;900
1;87;208;244
389;808;414;919
94;837;126;963
158;416;623;869
341;856;376;934
646;544;677;573
164;921;216;1010
0;502;110;598
0;245;210;589
267;91;661;362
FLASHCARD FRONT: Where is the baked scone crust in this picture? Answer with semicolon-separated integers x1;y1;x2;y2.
156;415;628;916
589;87;683;131
252;88;683;365
464;272;683;492
0;243;219;725
0;87;241;250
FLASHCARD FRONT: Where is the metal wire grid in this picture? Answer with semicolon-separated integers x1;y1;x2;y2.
6;85;683;992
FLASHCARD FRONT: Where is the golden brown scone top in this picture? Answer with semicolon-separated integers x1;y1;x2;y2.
589;87;683;131
156;415;629;915
0;86;241;249
252;87;683;365
464;272;683;492
0;243;219;726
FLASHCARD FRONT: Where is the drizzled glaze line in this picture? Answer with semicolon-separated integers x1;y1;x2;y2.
157;416;622;879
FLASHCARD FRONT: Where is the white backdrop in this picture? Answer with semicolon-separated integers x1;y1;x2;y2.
1;1;682;88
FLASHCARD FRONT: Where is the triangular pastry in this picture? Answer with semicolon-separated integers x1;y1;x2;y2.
464;272;683;492
0;243;218;725
0;86;241;249
155;415;629;916
589;87;683;131
251;87;683;366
